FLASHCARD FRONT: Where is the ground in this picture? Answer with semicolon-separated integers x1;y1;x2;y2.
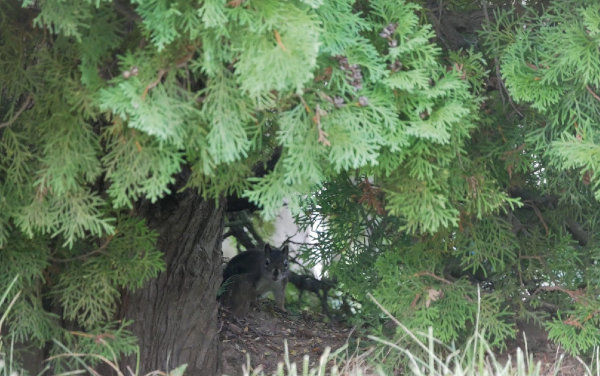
219;301;591;376
500;321;588;376
219;301;353;376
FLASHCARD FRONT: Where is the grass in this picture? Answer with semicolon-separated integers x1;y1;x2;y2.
0;276;35;376
234;291;600;376
0;275;185;376
2;277;599;375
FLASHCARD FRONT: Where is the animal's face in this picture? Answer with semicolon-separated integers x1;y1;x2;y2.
264;245;289;282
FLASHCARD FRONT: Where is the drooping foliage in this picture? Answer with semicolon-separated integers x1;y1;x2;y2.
0;0;483;369
1;0;600;372
296;0;600;365
485;1;600;354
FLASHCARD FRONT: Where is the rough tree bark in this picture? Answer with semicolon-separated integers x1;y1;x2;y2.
119;189;224;375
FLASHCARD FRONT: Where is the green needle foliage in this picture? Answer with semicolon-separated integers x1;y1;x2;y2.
1;0;600;372
479;0;600;356
295;0;600;368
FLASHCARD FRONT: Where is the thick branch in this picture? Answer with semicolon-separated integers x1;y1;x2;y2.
238;211;264;246
224;211;264;250
225;222;256;250
565;218;589;246
509;188;589;246
113;0;141;22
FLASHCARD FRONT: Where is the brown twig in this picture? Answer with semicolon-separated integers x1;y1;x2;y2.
226;0;245;7
175;51;194;68
0;94;33;129
586;85;600;102
535;285;584;302
525;200;549;235
297;94;312;114
313;104;331;146
52;234;115;263
141;50;195;100
141;69;167;100
69;331;116;342
274;29;288;52
410;293;421;308
584;309;600;323
413;271;453;285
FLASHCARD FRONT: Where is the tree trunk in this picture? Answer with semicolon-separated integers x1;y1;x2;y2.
119;190;224;375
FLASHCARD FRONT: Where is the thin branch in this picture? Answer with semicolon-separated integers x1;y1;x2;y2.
52;234;115;263
0;94;33;129
273;29;288;52
481;0;523;119
586;85;600;102
313;104;331;146
519;255;545;262
141;69;167;100
517;251;525;288
525;200;549;235
282;237;309;246
427;11;452;51
296;94;312;114
534;285;584;302
175;51;194;68
140;52;194;100
413;271;453;285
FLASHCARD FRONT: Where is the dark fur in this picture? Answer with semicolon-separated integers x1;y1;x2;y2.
221;244;289;315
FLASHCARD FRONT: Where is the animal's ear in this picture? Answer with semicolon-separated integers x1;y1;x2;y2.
281;245;289;257
263;244;272;260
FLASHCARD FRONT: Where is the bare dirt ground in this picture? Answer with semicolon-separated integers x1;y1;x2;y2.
219;301;354;376
219;303;590;376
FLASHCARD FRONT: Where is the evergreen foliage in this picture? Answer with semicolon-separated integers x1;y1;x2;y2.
297;0;600;367
1;0;600;372
479;0;600;355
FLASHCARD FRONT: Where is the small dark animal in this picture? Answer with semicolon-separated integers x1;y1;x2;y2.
221;244;289;316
